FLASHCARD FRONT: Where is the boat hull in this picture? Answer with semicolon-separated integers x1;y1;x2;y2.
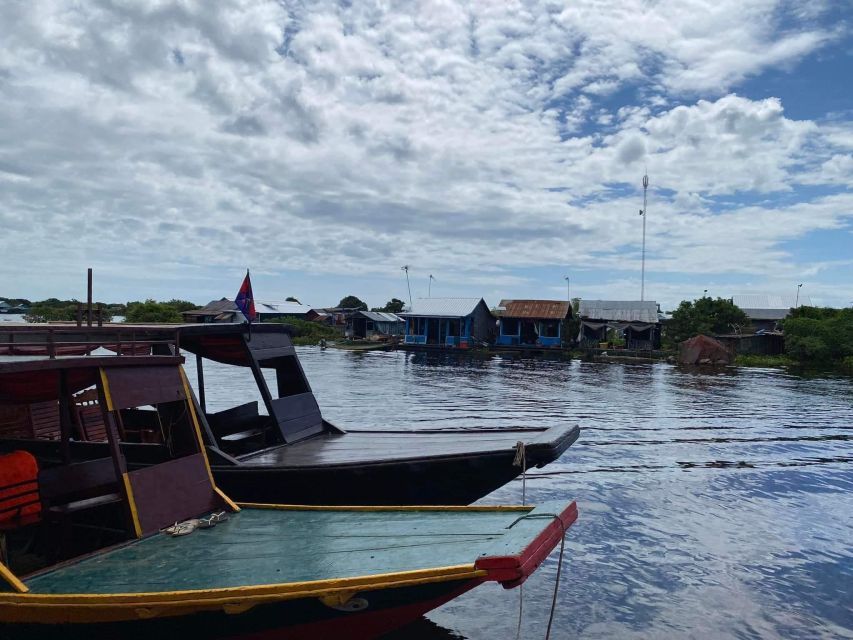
0;425;579;505
0;578;479;640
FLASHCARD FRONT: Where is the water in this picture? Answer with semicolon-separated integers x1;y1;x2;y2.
182;348;853;639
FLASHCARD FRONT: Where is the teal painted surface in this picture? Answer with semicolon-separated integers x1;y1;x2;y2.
24;503;570;595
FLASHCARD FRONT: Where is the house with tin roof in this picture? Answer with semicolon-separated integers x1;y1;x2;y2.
577;300;661;349
494;300;572;348
398;298;494;349
731;294;812;332
347;311;404;339
181;298;245;323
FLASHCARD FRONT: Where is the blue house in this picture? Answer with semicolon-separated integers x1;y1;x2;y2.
495;299;572;348
399;298;494;349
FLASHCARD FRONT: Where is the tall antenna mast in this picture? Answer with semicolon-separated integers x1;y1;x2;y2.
640;171;649;301
401;265;412;309
428;274;436;297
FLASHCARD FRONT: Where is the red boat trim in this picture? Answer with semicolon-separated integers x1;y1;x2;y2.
474;500;578;587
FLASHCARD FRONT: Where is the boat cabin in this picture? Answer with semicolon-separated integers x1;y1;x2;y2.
0;356;231;573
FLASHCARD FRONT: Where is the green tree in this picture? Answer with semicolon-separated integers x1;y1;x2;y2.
337;295;368;311
664;297;749;346
372;298;405;313
124;300;183;323
783;306;853;369
164;299;200;313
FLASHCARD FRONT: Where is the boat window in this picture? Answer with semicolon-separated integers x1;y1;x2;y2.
274;356;310;397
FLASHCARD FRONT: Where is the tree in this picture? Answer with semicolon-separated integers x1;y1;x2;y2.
783;306;853;369
664;297;749;346
372;298;405;313
337;295;367;311
164;299;200;313
124;300;183;323
285;296;301;304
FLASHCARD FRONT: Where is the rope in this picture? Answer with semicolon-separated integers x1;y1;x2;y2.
512;441;527;640
512;441;527;505
546;517;567;640
505;512;568;640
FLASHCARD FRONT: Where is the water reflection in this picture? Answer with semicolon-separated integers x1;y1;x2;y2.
183;348;853;639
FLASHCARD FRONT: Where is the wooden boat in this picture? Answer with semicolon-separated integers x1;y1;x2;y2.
0;355;578;639
0;323;579;505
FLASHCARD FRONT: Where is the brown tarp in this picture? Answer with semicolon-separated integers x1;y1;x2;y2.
678;335;732;365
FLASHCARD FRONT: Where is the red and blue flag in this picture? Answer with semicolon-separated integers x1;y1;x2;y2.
235;270;256;323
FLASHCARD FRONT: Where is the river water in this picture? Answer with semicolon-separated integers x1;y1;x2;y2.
181;347;853;640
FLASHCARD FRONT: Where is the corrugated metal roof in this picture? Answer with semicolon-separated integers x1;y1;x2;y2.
183;299;237;315
498;299;571;320
255;301;314;315
731;294;811;320
578;300;659;323
398;298;486;318
359;311;403;323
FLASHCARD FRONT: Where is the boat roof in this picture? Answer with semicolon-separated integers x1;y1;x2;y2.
0;356;184;405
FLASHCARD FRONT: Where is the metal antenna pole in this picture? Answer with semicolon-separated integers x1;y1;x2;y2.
640;172;649;301
429;274;435;297
796;283;802;308
564;275;570;302
402;265;412;308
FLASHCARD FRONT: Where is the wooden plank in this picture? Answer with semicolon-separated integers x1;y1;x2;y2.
103;366;186;411
127;453;223;536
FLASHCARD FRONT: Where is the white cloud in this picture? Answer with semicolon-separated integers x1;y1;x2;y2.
0;0;849;307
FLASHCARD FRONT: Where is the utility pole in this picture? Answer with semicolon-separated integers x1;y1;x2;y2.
428;274;436;297
640;172;649;302
401;265;412;309
564;275;570;302
796;283;803;308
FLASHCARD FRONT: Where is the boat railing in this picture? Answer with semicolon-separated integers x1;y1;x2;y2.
0;326;180;359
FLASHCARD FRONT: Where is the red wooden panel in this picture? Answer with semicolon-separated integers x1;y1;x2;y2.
127;453;223;535
104;366;186;411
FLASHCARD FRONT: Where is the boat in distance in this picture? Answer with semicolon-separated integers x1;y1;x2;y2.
0;355;579;639
0;323;580;505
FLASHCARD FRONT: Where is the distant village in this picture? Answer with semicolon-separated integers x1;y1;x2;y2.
178;293;804;358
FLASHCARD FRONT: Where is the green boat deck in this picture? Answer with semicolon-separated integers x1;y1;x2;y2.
23;503;568;595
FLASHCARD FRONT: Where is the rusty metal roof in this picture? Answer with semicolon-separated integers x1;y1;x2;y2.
497;300;572;320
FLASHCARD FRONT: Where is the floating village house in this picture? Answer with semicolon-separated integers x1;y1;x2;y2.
254;301;314;321
181;298;245;323
494;299;572;348
347;311;404;339
731;294;811;332
399;298;494;348
577;300;661;349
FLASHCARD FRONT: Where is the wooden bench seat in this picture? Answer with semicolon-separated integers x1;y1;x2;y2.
46;493;123;516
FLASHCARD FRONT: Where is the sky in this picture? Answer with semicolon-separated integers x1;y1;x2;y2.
0;1;851;311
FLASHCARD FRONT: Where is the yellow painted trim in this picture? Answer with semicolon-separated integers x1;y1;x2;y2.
178;367;240;513
215;487;240;512
0;561;28;594
0;564;485;623
98;368;114;412
121;473;143;539
237;502;534;513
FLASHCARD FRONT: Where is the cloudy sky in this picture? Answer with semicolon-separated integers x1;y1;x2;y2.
1;1;851;310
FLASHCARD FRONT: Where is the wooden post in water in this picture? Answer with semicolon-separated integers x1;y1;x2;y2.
76;302;83;327
86;268;93;327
